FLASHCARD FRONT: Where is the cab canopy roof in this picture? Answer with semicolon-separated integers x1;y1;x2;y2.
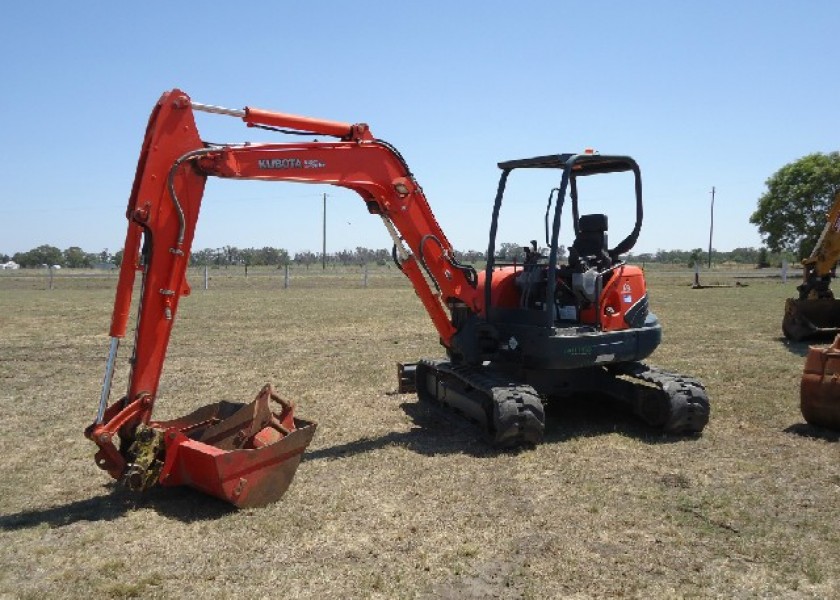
497;153;636;175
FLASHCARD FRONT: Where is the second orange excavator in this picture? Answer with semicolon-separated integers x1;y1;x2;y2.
86;90;711;507
784;190;840;431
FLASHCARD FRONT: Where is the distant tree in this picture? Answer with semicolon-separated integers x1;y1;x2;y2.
256;246;288;266
497;242;526;262
336;249;354;265
750;152;840;260
688;248;703;267
0;253;9;263
63;246;92;268
630;252;655;263
372;248;389;265
655;249;691;264
223;245;241;266
293;250;317;269
453;249;486;264
113;249;124;267
240;248;256;267
13;244;63;267
727;247;759;264
190;248;215;266
756;247;771;268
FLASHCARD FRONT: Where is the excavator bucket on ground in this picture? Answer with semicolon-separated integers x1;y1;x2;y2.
782;298;840;341
801;335;840;430
89;384;316;509
153;385;317;508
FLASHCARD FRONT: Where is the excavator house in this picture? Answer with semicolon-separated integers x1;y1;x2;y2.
86;90;710;507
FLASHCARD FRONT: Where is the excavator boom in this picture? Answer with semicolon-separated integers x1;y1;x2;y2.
86;89;482;506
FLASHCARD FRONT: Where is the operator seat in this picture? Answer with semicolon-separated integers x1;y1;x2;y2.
569;213;611;270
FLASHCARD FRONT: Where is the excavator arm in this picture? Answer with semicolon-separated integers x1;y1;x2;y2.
85;89;479;505
798;189;840;299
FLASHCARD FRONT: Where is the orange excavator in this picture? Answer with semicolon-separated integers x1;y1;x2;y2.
786;190;840;430
85;90;710;508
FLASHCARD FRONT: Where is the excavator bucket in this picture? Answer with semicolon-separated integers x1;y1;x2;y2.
151;384;317;508
782;298;840;341
801;335;840;431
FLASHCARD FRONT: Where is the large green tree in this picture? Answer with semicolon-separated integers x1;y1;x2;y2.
750;152;840;259
63;246;93;268
13;244;63;267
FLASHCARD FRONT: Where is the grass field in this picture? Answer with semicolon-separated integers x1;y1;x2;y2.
0;267;838;598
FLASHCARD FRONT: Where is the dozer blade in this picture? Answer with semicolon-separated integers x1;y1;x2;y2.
151;384;317;508
783;298;840;341
801;335;840;431
397;362;417;394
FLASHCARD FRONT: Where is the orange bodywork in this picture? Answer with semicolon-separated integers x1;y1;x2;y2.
477;263;647;331
589;265;647;331
801;335;840;430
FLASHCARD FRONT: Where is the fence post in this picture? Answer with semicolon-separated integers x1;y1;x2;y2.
204;265;209;290
48;266;54;290
363;264;369;288
781;260;788;284
284;264;290;289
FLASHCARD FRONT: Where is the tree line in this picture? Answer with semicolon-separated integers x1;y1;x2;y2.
4;153;838;270
3;243;794;269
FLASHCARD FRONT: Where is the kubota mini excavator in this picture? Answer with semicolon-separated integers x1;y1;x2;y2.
86;90;711;507
784;190;840;430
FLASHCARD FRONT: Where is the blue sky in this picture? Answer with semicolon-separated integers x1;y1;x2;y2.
1;1;837;257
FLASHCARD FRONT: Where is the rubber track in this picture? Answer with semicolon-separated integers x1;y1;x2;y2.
612;361;710;434
416;359;545;448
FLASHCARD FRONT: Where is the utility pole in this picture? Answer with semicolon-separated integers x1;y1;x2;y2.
322;192;327;270
708;186;715;268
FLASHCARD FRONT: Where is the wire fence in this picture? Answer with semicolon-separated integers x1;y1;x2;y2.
0;263;799;292
0;264;408;292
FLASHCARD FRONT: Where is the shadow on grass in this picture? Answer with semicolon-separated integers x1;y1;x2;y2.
779;337;817;358
542;395;692;445
305;401;495;461
305;395;692;463
0;484;234;532
784;422;840;442
778;326;840;356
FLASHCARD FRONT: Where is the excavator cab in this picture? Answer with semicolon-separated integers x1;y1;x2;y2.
429;152;708;445
480;152;649;335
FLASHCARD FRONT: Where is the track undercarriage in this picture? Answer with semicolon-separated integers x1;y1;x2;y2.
402;359;710;447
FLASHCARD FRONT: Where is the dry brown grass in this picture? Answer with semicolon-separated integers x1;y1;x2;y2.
0;268;838;599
